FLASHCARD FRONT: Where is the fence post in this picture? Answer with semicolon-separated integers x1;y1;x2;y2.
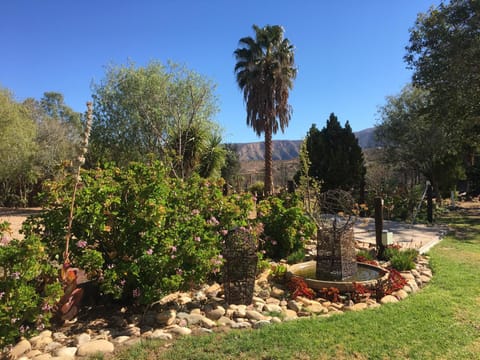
374;197;385;257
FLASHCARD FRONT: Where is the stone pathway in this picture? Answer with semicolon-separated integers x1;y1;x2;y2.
354;218;448;254
5;256;433;360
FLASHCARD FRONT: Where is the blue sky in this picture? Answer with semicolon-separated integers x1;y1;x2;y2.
1;0;441;143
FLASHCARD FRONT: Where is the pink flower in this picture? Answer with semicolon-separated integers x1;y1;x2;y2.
0;291;5;299
132;288;141;298
191;209;200;216
176;268;183;275
208;216;220;226
194;236;201;242
146;248;153;255
271;240;278;246
170;246;177;253
0;235;10;246
120;279;126;286
76;240;87;248
220;229;228;236
11;271;20;280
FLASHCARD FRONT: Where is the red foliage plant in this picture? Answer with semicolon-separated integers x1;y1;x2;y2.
319;287;340;303
288;276;315;299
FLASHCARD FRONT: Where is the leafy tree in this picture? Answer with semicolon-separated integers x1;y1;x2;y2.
304;113;366;198
0;88;38;206
221;143;241;188
405;0;480;167
90;61;221;178
234;24;297;195
376;84;464;196
24;94;82;180
40;92;82;132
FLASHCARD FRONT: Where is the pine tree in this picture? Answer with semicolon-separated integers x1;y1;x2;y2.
305;113;366;199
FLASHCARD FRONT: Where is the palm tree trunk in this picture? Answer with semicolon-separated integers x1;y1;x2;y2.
264;124;273;195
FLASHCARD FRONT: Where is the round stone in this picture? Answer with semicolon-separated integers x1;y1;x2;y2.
76;340;114;357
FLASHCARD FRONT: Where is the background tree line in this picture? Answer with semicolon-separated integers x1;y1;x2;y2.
0;61;241;207
375;0;480;198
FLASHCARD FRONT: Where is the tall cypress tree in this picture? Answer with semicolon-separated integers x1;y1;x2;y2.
305;113;366;199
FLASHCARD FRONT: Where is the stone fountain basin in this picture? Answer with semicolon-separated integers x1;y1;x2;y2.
286;260;389;292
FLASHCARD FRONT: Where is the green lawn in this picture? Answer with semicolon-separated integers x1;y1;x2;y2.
109;209;480;360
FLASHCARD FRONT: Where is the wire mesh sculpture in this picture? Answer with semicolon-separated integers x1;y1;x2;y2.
309;189;358;280
222;227;258;305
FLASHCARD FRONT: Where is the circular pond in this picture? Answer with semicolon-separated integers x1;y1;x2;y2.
286;260;389;292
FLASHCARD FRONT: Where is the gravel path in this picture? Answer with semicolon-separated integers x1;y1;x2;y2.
0;207;42;240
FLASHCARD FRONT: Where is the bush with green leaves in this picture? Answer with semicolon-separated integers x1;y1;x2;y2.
256;193;316;261
389;249;418;271
24;161;255;305
0;224;62;347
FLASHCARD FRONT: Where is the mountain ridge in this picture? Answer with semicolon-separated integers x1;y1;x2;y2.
234;127;376;162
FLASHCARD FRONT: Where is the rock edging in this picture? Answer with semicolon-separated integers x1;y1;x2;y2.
5;255;432;359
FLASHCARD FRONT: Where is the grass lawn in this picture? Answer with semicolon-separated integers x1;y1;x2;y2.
106;208;480;360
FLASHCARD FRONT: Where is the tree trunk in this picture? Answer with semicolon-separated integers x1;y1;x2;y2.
264;125;273;195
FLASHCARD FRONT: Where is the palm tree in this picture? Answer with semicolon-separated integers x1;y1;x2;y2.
234;25;297;195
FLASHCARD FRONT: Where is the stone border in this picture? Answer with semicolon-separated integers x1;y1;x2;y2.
5;255;433;360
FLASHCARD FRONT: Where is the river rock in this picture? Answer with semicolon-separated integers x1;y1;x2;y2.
206;306;226;320
420;275;431;283
10;339;32;359
282;309;298;321
351;302;368;311
271;317;282;324
393;289;409;300
306;303;328;314
76;339;114;357
159;292;179;305
55;346;78;358
44;341;63;353
30;333;53;349
253;320;271;329
166;325;192;336
234;305;247;318
217;316;235;326
287;300;302;312
52;332;68;342
408;279;419;292
148;329;173;340
231;321;251;329
156;309;176;326
29;354;51;360
263;303;282;313
266;297;281;304
400;272;415;281
75;333;91;346
246;310;269;321
205;283;221;297
270;286;285;299
380;295;399;304
185;313;216;328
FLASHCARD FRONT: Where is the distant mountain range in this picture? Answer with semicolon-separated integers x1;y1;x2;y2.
234;127;376;162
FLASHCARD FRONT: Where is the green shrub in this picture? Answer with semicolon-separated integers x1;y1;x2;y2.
256;193;316;261
248;181;265;200
0;227;62;347
24;161;255;305
356;249;374;261
287;248;306;264
383;245;402;261
389;249;418;271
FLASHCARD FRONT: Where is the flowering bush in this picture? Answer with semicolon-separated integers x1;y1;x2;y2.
256;193;316;261
24;161;255;305
0;225;62;347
